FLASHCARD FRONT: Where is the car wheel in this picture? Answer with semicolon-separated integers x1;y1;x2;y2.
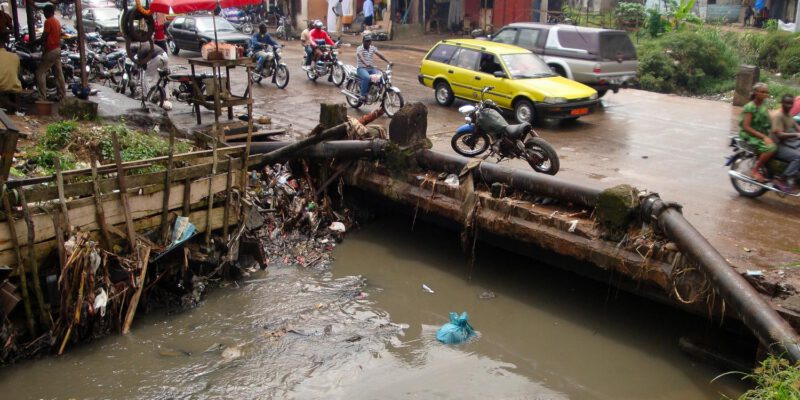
597;89;608;98
434;81;454;106
169;40;179;55
514;99;535;124
550;64;566;77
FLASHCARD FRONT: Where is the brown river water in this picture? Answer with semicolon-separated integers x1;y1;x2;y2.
0;216;745;399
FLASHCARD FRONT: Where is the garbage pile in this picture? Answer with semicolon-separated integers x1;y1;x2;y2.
242;162;353;271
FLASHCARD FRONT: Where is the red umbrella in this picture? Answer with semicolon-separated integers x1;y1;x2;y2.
149;0;260;15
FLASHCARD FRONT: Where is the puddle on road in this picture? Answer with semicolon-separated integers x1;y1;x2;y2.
0;217;745;399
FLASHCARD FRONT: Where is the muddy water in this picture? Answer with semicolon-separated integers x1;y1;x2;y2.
0;218;744;399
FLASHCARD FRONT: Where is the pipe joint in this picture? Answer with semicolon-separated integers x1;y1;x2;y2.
641;193;683;223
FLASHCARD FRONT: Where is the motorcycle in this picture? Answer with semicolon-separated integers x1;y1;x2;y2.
14;42;76;99
340;63;404;117
221;7;255;34
249;44;290;88
275;16;294;40
450;86;560;175
116;56;140;97
304;39;345;86
146;66;213;108
726;136;800;197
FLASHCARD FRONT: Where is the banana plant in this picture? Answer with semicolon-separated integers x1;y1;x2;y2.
667;0;697;29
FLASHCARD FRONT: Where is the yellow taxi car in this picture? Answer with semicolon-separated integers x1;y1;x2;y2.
418;39;599;124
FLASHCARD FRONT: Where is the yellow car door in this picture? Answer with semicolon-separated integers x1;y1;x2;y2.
474;52;514;109
448;48;482;100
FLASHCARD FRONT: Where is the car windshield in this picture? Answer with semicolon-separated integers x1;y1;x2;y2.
196;17;236;32
94;8;119;19
501;53;556;79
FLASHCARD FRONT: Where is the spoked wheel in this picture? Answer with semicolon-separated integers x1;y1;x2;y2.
345;80;362;108
146;86;165;107
331;64;345;87
274;64;290;89
241;22;254;35
306;68;318;81
382;90;404;117
730;153;768;197
450;131;490;157
524;138;560;175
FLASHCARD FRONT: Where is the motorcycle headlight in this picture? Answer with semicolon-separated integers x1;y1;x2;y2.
543;97;567;104
589;92;598;100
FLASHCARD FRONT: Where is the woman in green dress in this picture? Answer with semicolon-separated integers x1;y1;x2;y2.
739;82;777;182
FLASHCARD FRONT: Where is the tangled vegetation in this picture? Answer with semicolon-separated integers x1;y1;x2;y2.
726;355;800;400
21;121;191;176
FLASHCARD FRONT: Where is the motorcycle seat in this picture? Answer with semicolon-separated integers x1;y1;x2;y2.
504;123;532;140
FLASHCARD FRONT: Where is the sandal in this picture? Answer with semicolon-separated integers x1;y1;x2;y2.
750;170;768;183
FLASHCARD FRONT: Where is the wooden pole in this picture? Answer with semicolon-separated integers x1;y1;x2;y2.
182;177;192;216
223;155;234;241
3;192;35;335
159;130;176;245
243;64;254;189
111;132;137;250
25;0;36;43
205;140;218;247
52;208;65;274
19;190;49;327
90;152;113;250
54;158;72;233
73;0;89;89
8;0;20;41
121;245;151;334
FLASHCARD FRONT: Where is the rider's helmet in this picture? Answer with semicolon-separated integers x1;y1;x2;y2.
313;20;324;29
362;34;373;42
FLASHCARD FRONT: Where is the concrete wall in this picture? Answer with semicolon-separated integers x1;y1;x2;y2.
706;4;742;21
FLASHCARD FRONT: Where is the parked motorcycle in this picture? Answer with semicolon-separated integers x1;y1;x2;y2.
341;63;404;117
116;56;140;97
221;7;255;34
726;136;800;197
249;44;290;88
304;39;344;86
145;66;213;107
275;16;294;40
14;42;76;99
450;86;560;175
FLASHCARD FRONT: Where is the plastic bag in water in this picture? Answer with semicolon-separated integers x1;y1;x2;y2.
436;312;475;344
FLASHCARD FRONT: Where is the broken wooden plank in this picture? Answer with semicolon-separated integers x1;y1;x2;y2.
90;153;112;250
111;131;138;250
224;129;285;141
3;191;35;335
19;189;48;327
121;245;151;335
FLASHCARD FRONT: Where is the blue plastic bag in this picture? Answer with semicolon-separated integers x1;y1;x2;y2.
436;312;475;344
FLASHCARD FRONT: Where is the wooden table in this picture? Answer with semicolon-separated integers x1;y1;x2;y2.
187;58;255;131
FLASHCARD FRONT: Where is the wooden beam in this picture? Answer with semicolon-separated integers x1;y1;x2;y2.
121;245;151;334
111;132;138;250
159;130;175;245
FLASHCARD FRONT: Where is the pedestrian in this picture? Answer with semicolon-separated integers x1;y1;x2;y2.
0;33;21;93
363;0;374;28
34;5;66;100
332;0;343;34
153;13;168;53
135;42;168;99
355;34;389;103
739;82;776;182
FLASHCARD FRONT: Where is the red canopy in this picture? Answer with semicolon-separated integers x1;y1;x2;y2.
149;0;261;15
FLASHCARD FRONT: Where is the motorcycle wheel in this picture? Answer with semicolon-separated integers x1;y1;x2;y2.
345;80;362;109
451;131;490;157
242;22;254;35
252;72;263;84
274;65;290;89
729;153;768;197
331;64;345;87
306;67;318;81
146;86;165;107
524;138;560;175
382;91;404;117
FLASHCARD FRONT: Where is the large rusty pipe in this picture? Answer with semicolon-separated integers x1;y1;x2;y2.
249;140;389;160
416;150;601;208
644;196;800;362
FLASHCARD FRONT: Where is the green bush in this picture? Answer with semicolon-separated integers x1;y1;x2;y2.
646;8;667;38
28;147;76;172
43;120;78;150
720;30;765;65
97;123;191;163
759;31;795;69
637;29;737;94
733;356;800;400
778;45;800;76
615;2;646;28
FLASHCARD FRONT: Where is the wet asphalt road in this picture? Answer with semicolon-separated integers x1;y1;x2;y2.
163;42;798;271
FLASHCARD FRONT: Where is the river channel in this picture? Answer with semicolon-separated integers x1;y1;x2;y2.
0;216;745;399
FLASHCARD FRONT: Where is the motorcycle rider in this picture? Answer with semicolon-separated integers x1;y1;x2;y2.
133;42;168;99
769;94;800;191
309;20;334;68
250;23;280;81
34;4;66;100
739;82;776;182
356;33;389;103
300;20;313;68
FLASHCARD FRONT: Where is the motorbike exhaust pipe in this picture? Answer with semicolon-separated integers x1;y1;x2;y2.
727;170;800;197
341;90;360;100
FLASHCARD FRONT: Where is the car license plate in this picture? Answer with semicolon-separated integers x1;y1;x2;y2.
570;108;589;116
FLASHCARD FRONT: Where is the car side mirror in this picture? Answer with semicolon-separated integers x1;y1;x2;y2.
493;71;506;78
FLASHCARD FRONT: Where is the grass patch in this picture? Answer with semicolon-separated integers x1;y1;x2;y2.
721;355;800;400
